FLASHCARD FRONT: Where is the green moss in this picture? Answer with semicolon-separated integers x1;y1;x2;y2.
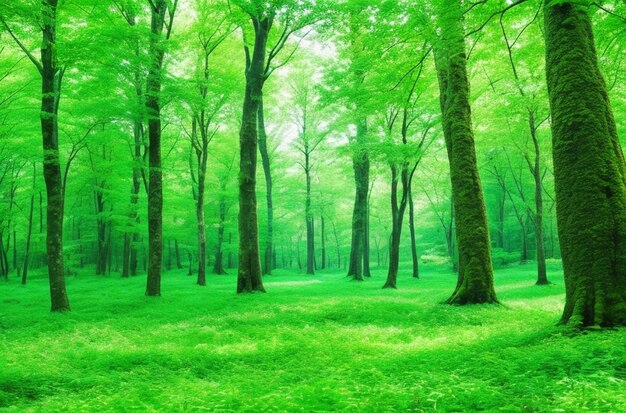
435;0;497;305
545;3;626;326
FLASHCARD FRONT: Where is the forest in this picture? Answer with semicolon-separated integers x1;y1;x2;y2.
1;0;625;411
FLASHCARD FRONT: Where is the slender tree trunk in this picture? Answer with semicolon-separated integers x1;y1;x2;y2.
496;190;505;249
237;15;269;293
228;232;234;268
22;171;35;284
347;120;369;281
529;111;549;285
167;239;172;270
434;0;497;304
124;69;144;277
305;151;315;275
384;164;411;289
145;0;169;296
545;2;626;326
40;0;70;311
258;96;273;275
320;215;326;270
408;185;419;278
95;190;107;275
213;196;227;275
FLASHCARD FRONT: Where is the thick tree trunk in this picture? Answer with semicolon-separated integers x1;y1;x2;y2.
545;2;626;327
237;16;269;294
258;97;273;275
145;1;168;296
434;0;497;305
40;0;70;311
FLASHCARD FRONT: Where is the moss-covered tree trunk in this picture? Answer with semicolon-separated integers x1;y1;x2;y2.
237;14;269;294
434;0;497;305
544;2;626;327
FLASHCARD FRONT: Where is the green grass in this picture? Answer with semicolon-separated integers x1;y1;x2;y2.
1;262;625;412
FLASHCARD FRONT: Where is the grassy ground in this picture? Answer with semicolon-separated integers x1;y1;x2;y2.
1;262;625;412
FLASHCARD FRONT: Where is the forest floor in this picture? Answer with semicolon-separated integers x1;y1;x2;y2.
1;262;625;412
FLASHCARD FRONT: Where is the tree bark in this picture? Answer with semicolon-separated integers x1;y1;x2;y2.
529;112;549;285
22;167;35;284
305;149;315;275
145;0;170;296
213;196;227;275
320;215;326;270
408;185;419;278
40;0;70;311
544;2;626;326
237;14;269;293
434;0;497;305
258;96;274;275
347;120;369;281
383;164;410;289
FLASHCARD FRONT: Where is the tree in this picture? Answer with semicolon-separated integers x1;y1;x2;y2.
144;0;177;296
184;3;232;285
433;0;497;304
544;1;626;327
291;68;329;275
1;0;71;311
233;0;322;292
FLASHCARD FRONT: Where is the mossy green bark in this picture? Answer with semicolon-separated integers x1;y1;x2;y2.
544;2;626;327
434;0;497;305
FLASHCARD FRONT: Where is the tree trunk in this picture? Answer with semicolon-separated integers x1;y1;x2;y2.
320;215;326;270
305;151;315;275
22;169;35;285
41;0;70;311
213;196;227;275
145;0;169;296
408;184;419;278
434;0;497;305
258;96;274;275
123;67;144;278
95;189;107;275
237;15;269;294
544;2;626;327
228;232;234;268
347;120;369;281
529;111;549;285
384;165;410;289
